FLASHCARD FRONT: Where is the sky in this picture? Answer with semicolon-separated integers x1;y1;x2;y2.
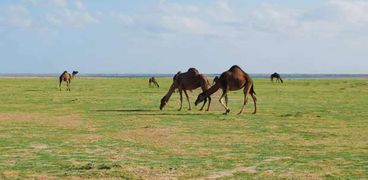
0;0;367;74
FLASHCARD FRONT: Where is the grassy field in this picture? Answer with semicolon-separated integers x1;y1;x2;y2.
0;77;367;179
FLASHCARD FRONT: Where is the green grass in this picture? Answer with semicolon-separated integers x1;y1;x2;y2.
0;77;367;179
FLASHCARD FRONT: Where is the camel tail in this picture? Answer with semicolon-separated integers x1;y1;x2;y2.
251;84;256;95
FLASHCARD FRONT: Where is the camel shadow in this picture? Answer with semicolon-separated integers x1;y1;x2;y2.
94;109;156;112
92;109;205;116
25;89;43;92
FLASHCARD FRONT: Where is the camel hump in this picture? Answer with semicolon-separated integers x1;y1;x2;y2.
229;65;241;71
229;65;248;76
188;68;199;74
187;68;200;77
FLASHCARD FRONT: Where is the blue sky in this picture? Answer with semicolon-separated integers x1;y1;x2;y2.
0;0;367;74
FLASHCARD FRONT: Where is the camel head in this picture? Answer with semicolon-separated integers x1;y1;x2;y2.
195;92;206;106
160;97;168;110
72;71;79;77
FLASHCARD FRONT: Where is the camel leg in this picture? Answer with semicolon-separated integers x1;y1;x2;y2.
206;96;211;111
225;94;228;107
65;81;68;91
251;92;257;114
199;98;207;111
200;83;211;111
238;84;251;115
183;90;192;111
219;91;230;114
178;89;183;111
155;82;160;88
67;80;71;91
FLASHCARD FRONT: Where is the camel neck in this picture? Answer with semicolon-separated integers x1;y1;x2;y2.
163;83;176;101
203;83;221;97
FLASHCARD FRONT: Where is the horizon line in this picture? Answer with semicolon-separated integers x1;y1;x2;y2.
1;73;368;79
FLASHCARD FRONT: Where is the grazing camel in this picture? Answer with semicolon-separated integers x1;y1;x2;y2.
195;65;257;115
271;72;283;83
160;68;211;111
59;71;78;91
149;77;160;88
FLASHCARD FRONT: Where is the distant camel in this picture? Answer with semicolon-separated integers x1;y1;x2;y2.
59;71;78;91
160;68;211;111
271;72;283;83
195;65;257;115
149;77;160;88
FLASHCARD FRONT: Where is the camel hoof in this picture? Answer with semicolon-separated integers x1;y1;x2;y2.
252;112;257;114
199;109;203;111
177;109;182;111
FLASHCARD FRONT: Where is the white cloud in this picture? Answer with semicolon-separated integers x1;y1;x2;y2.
46;9;98;27
0;5;32;28
246;1;368;38
250;3;302;33
154;1;244;37
45;0;99;27
52;0;67;8
161;16;211;35
75;0;85;10
329;0;368;24
111;13;135;26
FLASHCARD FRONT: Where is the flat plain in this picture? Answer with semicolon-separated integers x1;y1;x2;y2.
0;77;367;179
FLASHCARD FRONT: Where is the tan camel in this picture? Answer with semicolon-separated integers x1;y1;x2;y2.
149;77;160;88
160;68;211;111
59;71;78;91
195;65;257;115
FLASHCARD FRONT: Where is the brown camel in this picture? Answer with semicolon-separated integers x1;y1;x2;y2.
59;71;78;91
271;72;283;83
160;68;211;111
149;77;160;88
195;65;257;115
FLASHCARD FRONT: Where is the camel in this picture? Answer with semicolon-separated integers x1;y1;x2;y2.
271;72;283;83
59;71;78;91
160;68;211;111
195;65;257;115
149;77;160;88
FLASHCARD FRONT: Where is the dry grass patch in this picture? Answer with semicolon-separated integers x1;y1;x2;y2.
1;170;20;179
117;127;178;146
0;113;82;128
203;166;257;179
125;166;184;180
30;143;49;150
